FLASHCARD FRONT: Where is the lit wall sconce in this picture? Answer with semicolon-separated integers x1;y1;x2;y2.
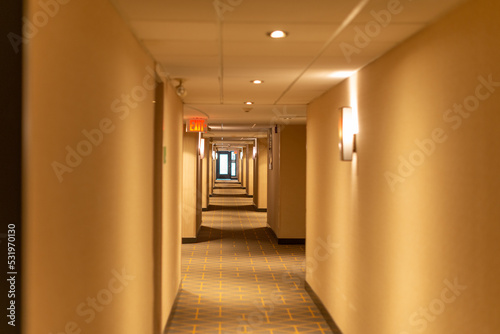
339;106;356;161
240;151;243;160
253;147;257;159
216;152;219;159
212;151;216;160
199;138;205;159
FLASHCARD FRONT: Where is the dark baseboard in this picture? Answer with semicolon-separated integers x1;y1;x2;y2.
266;227;305;245
202;208;209;211
305;281;343;334
182;237;197;244
163;283;182;334
253;204;267;212
278;238;305;245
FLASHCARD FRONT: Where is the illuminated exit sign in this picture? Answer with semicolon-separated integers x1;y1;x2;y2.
186;119;207;133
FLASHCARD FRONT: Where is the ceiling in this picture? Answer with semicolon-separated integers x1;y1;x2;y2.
110;0;467;141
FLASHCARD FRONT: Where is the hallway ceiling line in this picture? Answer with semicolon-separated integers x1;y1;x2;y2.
273;0;370;105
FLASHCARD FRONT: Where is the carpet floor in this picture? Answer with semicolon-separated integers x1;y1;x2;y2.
166;183;337;334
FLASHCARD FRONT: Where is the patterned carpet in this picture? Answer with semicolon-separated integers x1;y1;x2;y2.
212;181;248;197
166;182;337;334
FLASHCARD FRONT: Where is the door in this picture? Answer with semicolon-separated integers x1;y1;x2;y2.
216;151;231;180
230;151;238;180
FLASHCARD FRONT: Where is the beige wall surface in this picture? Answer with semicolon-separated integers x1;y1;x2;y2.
253;143;259;206
267;125;307;239
208;143;214;196
248;144;255;196
24;0;183;333
254;138;268;210
202;139;208;209
279;125;306;239
242;147;247;189
267;129;280;233
306;0;500;333
182;132;200;238
161;83;183;329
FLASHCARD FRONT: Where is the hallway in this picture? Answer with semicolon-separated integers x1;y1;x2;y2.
168;182;338;333
13;0;500;334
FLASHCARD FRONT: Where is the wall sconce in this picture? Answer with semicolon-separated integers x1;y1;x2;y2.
212;151;216;160
240;151;243;160
253;147;257;159
199;138;205;159
339;107;356;161
216;152;218;159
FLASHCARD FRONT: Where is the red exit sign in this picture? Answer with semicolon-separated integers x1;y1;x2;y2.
186;119;207;133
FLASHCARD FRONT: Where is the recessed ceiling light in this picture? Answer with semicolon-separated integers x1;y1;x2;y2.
251;80;263;84
245;101;254;105
330;71;356;78
268;30;288;39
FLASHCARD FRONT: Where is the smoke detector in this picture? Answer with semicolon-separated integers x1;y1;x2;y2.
174;78;187;98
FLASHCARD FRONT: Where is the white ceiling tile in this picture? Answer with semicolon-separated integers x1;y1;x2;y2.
223;67;300;79
223;41;324;57
110;0;218;21
143;40;218;57
224;56;312;69
221;0;359;23
131;21;217;41
222;23;338;42
155;55;219;68
352;0;469;24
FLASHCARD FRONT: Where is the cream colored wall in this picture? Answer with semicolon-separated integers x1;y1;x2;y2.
182;132;199;238
267;130;280;233
240;150;244;185
160;83;183;328
202;139;208;209
248;144;254;196
242;148;247;189
254;138;268;209
196;140;202;233
208;143;214;196
306;0;500;333
24;0;182;333
267;125;306;239
259;138;268;209
253;145;259;206
279;125;306;239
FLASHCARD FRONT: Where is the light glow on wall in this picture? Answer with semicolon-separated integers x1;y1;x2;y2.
330;71;356;78
199;138;205;159
339;107;355;161
349;73;359;134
